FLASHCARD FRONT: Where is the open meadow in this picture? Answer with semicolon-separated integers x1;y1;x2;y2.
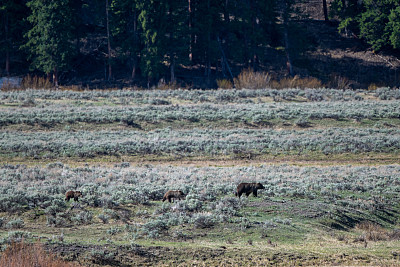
0;88;400;266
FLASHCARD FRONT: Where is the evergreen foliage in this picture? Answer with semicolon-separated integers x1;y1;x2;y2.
0;0;398;85
0;0;29;75
23;0;75;85
332;0;400;51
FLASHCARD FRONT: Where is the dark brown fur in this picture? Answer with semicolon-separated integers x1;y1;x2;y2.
65;190;82;202
162;190;186;203
235;183;265;198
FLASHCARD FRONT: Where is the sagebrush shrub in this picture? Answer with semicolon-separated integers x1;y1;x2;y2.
46;215;68;227
72;211;93;225
98;213;110;224
6;219;24;229
191;213;217;229
141;219;168;238
90;249;116;265
4;231;32;243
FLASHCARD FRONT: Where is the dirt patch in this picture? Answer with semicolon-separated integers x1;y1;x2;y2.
3;153;399;168
43;242;398;266
45;243;228;266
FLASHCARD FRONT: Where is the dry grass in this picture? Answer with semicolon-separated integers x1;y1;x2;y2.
272;75;323;89
233;68;272;89
368;83;379;91
328;74;351;89
355;221;391;241
216;79;233;89
233;69;324;89
156;80;181;90
21;75;53;90
0;241;82;267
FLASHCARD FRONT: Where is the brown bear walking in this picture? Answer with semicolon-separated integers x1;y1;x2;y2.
65;190;82;202
162;190;186;203
235;183;264;198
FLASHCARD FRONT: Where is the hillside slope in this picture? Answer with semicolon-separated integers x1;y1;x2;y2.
291;0;400;88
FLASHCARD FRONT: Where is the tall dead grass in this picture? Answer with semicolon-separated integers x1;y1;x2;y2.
233;68;323;89
21;75;53;90
271;75;323;89
0;241;82;267
216;79;233;89
355;221;400;241
233;68;272;89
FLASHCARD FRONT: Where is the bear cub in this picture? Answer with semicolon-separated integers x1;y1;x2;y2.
162;190;186;203
65;190;82;202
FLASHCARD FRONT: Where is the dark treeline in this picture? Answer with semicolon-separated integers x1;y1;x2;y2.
0;0;399;88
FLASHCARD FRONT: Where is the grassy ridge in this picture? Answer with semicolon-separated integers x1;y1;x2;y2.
0;162;399;265
1;128;400;160
0;88;399;266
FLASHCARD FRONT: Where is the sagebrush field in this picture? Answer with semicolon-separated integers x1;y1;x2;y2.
0;88;399;266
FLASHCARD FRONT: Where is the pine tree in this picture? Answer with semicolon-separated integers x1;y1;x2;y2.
138;0;167;85
138;0;189;85
331;0;400;51
165;0;189;83
111;0;142;80
387;6;400;49
191;0;222;85
23;0;75;86
359;0;400;51
0;0;28;76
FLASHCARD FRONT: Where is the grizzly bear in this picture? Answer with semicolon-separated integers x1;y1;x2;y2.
235;183;265;198
65;190;82;202
162;190;186;203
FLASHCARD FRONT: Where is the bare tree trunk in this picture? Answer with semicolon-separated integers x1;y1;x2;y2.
53;67;59;88
283;0;293;76
242;34;247;68
168;1;176;83
106;0;112;80
5;50;9;77
171;58;176;83
323;0;329;22
4;12;10;76
206;0;211;86
223;0;230;62
131;58;137;80
131;9;138;80
223;0;229;24
250;0;257;70
188;0;193;61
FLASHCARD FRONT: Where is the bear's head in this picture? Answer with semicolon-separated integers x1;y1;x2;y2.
256;183;265;189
